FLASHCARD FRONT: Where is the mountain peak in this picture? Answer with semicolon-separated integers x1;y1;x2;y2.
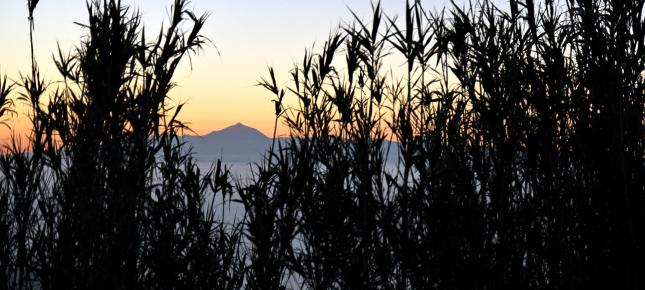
229;122;251;130
204;123;268;139
186;123;271;162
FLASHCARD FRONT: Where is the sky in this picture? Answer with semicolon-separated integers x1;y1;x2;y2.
0;0;458;141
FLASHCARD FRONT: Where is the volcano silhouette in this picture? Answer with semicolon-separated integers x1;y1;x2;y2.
185;123;272;163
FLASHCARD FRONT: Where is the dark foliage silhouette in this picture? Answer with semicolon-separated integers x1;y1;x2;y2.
1;1;243;289
0;0;643;289
247;0;645;289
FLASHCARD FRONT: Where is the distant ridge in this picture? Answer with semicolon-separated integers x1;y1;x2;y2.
184;123;271;163
184;123;400;165
201;122;269;140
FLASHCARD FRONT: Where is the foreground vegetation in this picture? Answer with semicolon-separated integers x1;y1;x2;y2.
1;0;644;289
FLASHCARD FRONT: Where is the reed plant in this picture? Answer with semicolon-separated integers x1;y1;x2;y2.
1;1;244;289
0;0;643;289
248;0;645;288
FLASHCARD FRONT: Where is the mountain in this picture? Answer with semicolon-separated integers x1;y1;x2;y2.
184;123;272;163
184;122;401;166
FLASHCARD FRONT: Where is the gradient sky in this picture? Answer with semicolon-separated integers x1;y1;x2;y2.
0;0;457;141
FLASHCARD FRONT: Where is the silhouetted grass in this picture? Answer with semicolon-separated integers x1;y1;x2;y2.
1;0;644;289
247;0;645;289
1;1;244;289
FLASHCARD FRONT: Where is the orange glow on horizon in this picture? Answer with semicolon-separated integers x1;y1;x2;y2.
1;0;440;146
